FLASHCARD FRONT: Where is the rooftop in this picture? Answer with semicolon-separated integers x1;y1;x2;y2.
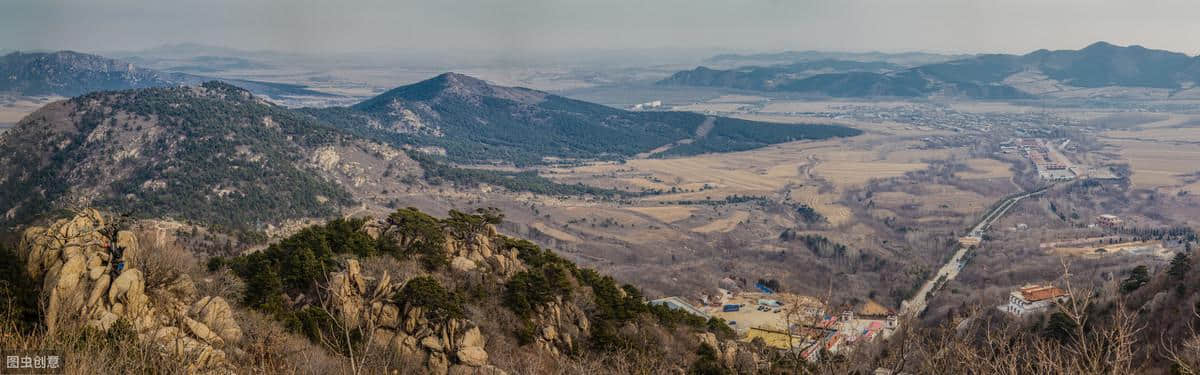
1017;284;1067;302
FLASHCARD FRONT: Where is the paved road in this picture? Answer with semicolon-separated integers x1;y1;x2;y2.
899;187;1048;317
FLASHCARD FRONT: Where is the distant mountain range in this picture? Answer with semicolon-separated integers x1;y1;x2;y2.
661;42;1200;99
305;73;859;166
704;50;972;68
0;50;331;99
658;60;904;91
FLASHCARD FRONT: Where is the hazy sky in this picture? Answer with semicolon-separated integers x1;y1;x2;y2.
3;0;1198;57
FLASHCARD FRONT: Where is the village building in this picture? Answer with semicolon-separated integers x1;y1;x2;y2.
1001;284;1068;316
649;296;710;319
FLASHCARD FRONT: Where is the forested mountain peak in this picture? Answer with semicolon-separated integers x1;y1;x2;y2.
322;73;860;166
353;72;547;111
0;82;357;232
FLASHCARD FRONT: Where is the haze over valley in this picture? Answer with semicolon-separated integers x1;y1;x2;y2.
2;1;1200;374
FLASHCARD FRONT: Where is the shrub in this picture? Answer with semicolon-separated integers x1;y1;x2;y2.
395;276;465;325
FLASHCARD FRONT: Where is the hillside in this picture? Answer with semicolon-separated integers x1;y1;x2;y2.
663;42;1200;98
0;51;176;97
703;50;972;67
308;73;861;165
657;60;903;91
0;82;358;232
0;50;331;99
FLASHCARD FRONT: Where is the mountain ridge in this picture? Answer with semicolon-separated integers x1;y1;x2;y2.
311;72;861;166
0;50;333;100
660;42;1200;98
0;81;360;232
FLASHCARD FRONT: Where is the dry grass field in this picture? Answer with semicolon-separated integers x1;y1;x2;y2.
0;96;61;124
530;222;582;242
1105;138;1200;191
1048;240;1171;259
624;206;698;223
691;211;750;233
961;158;1014;179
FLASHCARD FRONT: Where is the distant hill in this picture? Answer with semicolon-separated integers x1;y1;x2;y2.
1023;42;1200;88
308;73;861;166
657;60;903;91
704;50;972;67
0;51;177;97
0;82;356;231
0;50;331;99
663;42;1200;99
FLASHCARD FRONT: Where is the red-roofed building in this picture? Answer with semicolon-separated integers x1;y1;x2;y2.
1002;284;1068;316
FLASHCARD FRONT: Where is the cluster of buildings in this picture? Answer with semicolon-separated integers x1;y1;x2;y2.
651;279;898;362
1010;138;1077;181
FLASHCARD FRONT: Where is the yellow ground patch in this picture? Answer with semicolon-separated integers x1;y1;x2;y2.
691;211;751;233
811;161;925;186
624;206;698;223
530;222;581;242
960;158;1013;179
1107;139;1200;188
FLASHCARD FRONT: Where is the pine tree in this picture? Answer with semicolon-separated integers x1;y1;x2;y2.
1120;265;1150;294
1168;252;1191;280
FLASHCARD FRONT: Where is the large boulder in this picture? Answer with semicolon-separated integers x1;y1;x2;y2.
428;352;450;375
450;257;478;273
376;303;400;328
421;335;444;351
328;271;363;326
456;347;488;367
346;259;367;295
190;296;243;343
183;317;224;346
108;269;148;316
389;331;421;358
115;230;140;264
458;326;484;348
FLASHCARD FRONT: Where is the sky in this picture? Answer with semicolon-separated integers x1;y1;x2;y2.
2;0;1198;57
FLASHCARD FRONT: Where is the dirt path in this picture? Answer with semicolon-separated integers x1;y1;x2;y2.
636;116;716;158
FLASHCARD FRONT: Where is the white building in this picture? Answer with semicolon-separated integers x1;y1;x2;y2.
631;100;663;111
1001;284;1067;316
649;296;710;319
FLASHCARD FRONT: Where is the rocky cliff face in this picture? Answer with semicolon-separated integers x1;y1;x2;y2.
16;209;752;374
20;209;243;372
327;257;508;375
321;223;530;374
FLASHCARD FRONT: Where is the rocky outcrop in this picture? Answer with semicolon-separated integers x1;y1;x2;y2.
528;297;591;356
20;210;242;373
443;225;525;277
698;332;760;373
328;256;504;375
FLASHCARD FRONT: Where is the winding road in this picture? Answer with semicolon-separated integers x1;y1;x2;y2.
899;187;1048;317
